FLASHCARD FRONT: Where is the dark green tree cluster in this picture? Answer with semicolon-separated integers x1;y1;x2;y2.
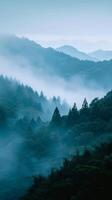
50;91;112;134
21;91;112;200
1;75;112;200
67;103;79;126
21;142;112;200
0;75;68;126
50;107;61;127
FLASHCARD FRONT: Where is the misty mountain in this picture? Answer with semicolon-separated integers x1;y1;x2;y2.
89;49;112;61
0;76;68;122
0;75;112;200
56;45;97;61
21;89;112;200
0;76;68;200
0;35;112;93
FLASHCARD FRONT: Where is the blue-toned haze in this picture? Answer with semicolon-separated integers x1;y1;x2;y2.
0;1;111;106
0;0;112;51
0;1;112;200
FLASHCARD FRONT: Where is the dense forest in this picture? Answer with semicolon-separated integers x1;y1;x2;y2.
0;76;68;200
20;89;112;200
0;75;68;122
0;75;112;200
22;142;112;200
0;2;112;200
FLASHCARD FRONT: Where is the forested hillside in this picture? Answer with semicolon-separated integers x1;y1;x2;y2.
0;76;112;200
0;76;68;200
1;1;112;200
0;75;68;122
22;142;112;200
21;89;112;200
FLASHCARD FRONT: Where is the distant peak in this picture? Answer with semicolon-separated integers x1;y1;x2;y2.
57;45;77;50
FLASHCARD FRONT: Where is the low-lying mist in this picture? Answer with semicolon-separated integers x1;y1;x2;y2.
0;35;109;200
0;120;111;200
0;54;105;108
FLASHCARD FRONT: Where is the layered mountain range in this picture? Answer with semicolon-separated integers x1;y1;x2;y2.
0;35;112;92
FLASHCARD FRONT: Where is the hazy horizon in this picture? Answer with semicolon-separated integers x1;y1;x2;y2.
0;0;112;52
2;33;112;54
18;34;112;53
0;0;111;106
0;2;112;200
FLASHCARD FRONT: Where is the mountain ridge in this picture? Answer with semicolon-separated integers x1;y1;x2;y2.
0;35;112;91
56;45;98;61
89;49;112;61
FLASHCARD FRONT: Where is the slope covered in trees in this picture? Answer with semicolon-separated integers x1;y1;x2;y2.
21;90;112;200
0;76;68;200
22;142;112;200
1;76;112;200
0;75;68;123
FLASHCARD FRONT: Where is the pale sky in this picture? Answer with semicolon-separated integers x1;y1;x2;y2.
0;0;112;52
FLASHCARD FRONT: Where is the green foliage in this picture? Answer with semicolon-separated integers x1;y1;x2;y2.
1;75;112;200
20;90;112;200
0;75;68;123
51;107;61;127
67;103;79;126
21;142;112;200
63;92;112;134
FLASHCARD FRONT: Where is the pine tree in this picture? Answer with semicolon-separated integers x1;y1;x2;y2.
72;103;78;113
80;98;89;119
82;98;88;109
67;102;79;126
51;107;61;126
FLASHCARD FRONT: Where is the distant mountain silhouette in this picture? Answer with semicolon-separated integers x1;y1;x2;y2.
89;49;112;61
56;45;97;61
0;35;112;89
